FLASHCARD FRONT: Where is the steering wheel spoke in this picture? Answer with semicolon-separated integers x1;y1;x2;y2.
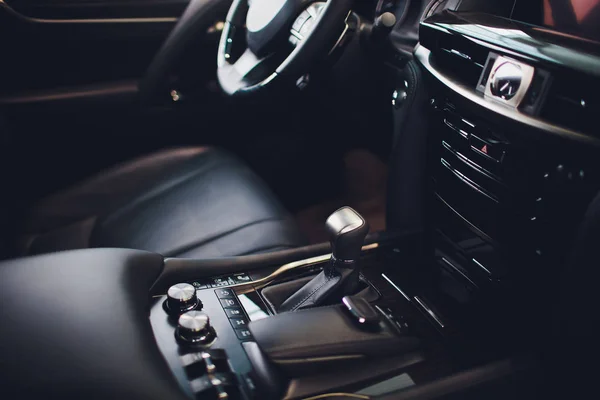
218;34;277;94
217;0;353;96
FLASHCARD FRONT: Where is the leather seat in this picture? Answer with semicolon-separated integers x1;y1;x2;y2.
16;147;306;257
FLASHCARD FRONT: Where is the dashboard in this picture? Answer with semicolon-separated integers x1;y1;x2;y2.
386;0;600;359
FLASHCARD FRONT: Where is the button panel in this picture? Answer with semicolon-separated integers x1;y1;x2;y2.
215;288;235;299
220;298;239;309
470;134;505;163
235;328;253;340
215;289;254;341
229;317;249;329
152;280;257;400
191;273;252;289
225;308;244;318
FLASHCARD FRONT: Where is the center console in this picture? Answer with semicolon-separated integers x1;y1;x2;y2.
149;209;433;399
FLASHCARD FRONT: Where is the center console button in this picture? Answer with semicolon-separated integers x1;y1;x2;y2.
342;295;381;326
229;317;248;329
470;134;505;163
234;328;253;340
232;273;251;283
215;288;235;299
190;376;229;399
220;298;239;309
225;307;244;318
192;281;209;290
181;352;216;377
211;277;233;287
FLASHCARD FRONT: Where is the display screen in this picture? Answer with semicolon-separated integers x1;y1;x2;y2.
513;0;600;41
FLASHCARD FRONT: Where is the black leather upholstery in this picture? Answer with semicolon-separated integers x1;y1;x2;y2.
17;147;305;257
0;248;190;400
277;267;357;312
249;304;420;374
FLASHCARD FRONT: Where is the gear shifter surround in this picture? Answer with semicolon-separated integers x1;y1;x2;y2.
276;207;370;313
326;207;370;265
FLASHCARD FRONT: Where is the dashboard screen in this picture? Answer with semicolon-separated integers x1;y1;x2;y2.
513;0;600;41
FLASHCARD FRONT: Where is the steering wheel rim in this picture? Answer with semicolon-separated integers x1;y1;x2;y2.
217;0;353;96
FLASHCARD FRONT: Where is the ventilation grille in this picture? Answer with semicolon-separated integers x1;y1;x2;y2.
431;35;489;88
541;74;600;136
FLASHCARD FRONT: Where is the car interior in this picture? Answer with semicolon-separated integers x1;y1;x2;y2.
1;0;599;398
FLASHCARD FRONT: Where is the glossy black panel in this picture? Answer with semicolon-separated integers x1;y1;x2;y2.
410;11;600;358
422;11;600;76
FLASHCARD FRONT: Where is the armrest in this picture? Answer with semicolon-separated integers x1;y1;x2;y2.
249;304;420;375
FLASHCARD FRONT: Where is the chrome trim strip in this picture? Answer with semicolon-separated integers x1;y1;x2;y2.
461;118;475;128
443;118;468;138
0;0;178;24
381;273;411;302
472;258;492;276
290;29;304;40
415;44;600;147
441;141;503;184
328;10;352;56
440;158;499;203
153;243;380;298
414;296;445;328
440;257;477;288
233;243;380;294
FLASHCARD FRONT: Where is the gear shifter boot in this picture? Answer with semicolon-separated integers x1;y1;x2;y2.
278;207;369;313
278;267;356;312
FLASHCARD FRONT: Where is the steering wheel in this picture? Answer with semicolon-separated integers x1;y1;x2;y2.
217;0;353;96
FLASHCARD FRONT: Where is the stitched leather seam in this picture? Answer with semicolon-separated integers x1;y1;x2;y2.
289;275;336;311
261;289;278;314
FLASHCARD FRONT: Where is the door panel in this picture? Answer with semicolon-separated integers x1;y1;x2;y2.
0;11;177;93
4;0;188;19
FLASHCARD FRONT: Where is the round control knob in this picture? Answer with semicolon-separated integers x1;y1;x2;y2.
166;283;201;315
176;311;216;345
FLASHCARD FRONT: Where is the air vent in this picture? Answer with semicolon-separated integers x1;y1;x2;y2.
431;35;489;88
540;74;600;136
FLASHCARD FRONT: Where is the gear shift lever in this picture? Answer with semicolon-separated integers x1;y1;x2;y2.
278;207;369;313
327;206;370;268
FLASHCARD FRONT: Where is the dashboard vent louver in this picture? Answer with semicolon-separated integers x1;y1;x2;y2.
430;35;489;88
540;74;600;136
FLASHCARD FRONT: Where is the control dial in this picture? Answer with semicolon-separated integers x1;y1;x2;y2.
166;283;201;315
177;311;216;346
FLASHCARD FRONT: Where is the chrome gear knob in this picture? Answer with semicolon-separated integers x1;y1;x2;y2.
326;206;369;265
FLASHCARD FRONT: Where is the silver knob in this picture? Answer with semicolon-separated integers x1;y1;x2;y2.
326;206;369;264
167;283;201;315
177;311;216;346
